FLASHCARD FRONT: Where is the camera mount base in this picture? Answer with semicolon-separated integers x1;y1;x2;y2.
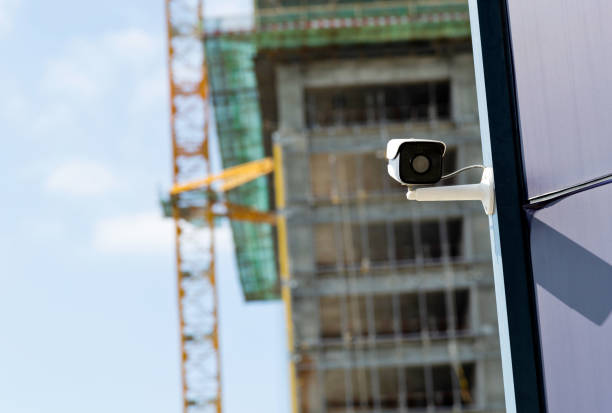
406;167;495;215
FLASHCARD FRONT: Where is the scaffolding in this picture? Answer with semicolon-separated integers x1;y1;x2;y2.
207;0;470;48
205;37;278;301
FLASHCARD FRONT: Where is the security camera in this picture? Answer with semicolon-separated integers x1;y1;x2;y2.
386;138;446;185
386;138;496;215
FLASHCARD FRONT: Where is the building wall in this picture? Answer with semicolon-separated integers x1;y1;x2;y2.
274;51;504;412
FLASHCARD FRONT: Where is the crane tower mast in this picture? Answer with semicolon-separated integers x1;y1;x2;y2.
164;2;278;411
165;1;221;412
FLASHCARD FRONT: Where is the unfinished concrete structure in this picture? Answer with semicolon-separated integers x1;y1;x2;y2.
206;1;505;411
274;54;505;412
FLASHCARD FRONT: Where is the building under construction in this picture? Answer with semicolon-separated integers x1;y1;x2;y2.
205;0;504;411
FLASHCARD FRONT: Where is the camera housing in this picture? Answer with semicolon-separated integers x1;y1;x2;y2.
387;138;446;185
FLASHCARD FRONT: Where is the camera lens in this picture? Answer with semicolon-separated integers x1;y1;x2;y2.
396;140;445;184
411;154;431;174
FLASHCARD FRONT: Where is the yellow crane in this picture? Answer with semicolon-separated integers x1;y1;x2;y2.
165;1;279;411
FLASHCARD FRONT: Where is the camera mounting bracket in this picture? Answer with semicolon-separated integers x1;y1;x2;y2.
406;167;495;215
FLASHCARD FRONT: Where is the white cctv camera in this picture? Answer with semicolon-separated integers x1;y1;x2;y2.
386;138;496;215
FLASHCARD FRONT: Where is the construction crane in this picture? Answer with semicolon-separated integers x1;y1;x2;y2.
165;1;277;412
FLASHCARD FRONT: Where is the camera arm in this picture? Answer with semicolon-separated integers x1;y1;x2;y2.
406;167;495;215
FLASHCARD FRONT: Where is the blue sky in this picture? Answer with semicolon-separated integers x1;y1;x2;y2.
0;1;288;412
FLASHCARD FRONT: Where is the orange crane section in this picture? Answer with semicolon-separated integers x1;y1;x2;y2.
165;1;277;412
170;158;275;195
166;0;220;411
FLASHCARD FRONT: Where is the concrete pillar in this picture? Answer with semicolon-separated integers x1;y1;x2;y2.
277;64;305;132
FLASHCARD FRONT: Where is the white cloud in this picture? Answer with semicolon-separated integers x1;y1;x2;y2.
29;27;167;153
28;28;161;147
92;213;234;257
93;212;174;255
45;160;117;197
0;0;20;36
41;28;160;102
